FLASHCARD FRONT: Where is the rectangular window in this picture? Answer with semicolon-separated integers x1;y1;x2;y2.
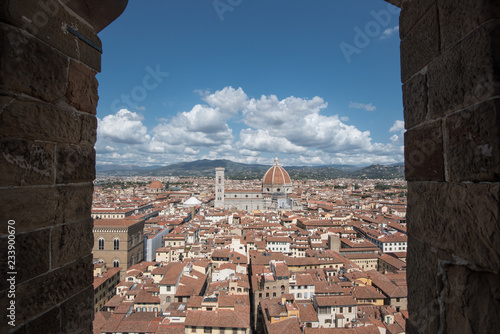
339;307;343;313
204;327;212;333
319;307;329;314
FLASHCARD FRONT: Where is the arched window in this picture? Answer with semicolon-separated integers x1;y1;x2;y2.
130;255;134;266
98;238;104;250
114;238;120;250
137;250;141;262
166;296;171;302
113;260;119;268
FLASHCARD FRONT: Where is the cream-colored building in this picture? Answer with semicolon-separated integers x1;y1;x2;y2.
92;218;145;279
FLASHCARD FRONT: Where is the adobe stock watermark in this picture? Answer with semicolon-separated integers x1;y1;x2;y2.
20;0;70;37
213;0;243;22
6;220;17;327
111;65;169;112
339;3;400;64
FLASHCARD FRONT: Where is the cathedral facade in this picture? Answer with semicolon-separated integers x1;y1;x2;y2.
214;156;302;212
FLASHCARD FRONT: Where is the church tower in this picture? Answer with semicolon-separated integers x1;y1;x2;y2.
214;167;225;208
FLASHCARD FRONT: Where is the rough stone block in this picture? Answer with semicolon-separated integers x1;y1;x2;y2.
406;236;440;334
408;182;500;272
51;219;93;269
56;144;95;184
0;137;55;186
445;99;500;182
401;4;440;82
403;70;428;129
56;184;94;226
0;99;82;144
0;23;68;104
80;114;97;146
0;187;57;233
438;0;500;51
13;255;93;327
77;38;102;73
442;265;500;333
0;229;50;291
0;184;92;235
60;287;94;334
404;120;444;181
0;0;102;70
400;0;435;37
427;21;500;117
66;60;99;115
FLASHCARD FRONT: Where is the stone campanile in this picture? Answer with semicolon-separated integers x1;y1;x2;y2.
214;167;225;208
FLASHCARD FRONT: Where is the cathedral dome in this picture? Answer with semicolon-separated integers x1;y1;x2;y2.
262;156;292;186
148;180;163;190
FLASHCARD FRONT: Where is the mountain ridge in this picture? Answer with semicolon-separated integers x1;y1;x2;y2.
97;159;404;179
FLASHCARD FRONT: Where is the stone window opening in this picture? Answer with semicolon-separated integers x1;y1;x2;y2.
3;1;499;333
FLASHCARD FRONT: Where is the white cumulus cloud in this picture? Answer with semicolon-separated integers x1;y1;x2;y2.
97;109;150;145
380;26;399;40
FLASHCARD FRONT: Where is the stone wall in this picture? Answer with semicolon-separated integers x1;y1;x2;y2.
0;1;126;333
400;0;500;332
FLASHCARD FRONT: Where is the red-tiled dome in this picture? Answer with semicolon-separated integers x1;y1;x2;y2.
148;180;163;189
262;156;291;185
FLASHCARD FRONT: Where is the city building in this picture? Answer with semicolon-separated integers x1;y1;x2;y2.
215;156;302;211
93;218;145;278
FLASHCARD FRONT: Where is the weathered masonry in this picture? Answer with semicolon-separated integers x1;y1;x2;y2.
0;0;499;333
0;1;127;333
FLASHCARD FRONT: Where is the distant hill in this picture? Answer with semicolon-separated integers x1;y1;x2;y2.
96;164;161;176
97;159;404;180
146;159;270;178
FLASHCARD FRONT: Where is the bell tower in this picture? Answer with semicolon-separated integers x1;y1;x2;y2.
215;167;225;208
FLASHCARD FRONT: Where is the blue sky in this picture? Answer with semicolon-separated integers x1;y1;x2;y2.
95;0;403;167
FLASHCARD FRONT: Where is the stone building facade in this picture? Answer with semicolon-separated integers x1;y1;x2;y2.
92;219;145;279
